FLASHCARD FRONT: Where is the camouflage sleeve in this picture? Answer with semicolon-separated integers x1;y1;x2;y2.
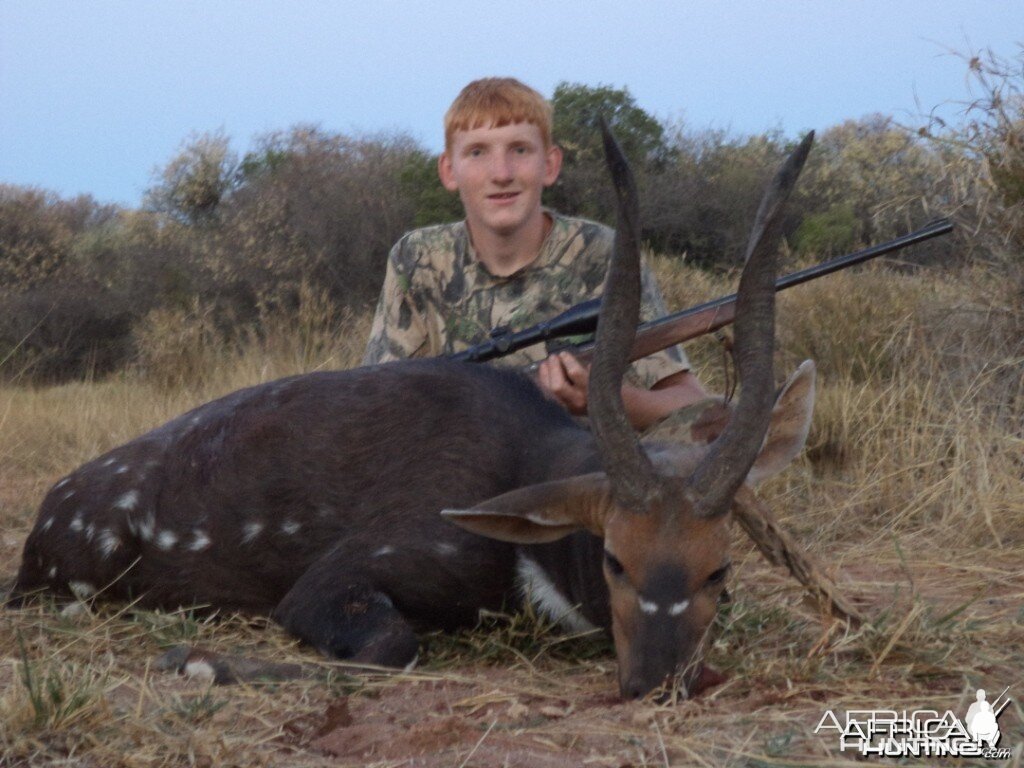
361;238;430;365
628;257;690;388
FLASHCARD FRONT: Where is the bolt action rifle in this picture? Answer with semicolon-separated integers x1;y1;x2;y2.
448;218;954;367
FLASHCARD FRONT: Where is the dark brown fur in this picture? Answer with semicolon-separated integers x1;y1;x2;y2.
10;361;611;665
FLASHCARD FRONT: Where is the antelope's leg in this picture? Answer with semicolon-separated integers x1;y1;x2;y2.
273;562;418;668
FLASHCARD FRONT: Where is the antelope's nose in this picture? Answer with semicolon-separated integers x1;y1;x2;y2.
621;672;675;701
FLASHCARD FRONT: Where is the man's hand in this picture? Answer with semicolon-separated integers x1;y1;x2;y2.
537;351;710;431
537;351;589;415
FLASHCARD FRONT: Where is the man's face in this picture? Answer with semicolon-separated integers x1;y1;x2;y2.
438;122;562;240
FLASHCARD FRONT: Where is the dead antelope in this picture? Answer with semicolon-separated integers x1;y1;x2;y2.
10;126;815;699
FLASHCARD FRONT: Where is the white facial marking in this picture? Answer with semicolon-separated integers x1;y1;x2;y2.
68;580;96;599
188;531;211;551
115;465;130;475
668;599;691;617
373;545;394;558
40;517;54;532
48;566;57;579
69;514;84;532
98;529;121;558
156;530;178;551
516;554;597;633
242;522;263;544
435;542;457;556
114;490;140;511
638;598;660;615
281;520;301;535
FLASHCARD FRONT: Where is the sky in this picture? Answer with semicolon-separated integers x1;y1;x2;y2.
1;1;1020;207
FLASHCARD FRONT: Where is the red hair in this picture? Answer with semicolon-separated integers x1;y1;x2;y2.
444;78;553;151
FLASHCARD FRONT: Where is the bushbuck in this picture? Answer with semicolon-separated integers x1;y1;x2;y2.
10;126;815;699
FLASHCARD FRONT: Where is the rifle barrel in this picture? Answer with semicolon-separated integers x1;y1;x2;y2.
585;217;955;367
639;217;954;340
453;218;953;366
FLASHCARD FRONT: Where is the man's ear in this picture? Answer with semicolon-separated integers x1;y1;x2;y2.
543;144;563;187
438;151;458;192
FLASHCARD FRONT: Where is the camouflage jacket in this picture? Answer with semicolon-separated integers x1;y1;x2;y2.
362;212;688;388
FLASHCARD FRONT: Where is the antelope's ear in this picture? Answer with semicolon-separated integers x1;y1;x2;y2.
747;360;816;486
441;473;613;544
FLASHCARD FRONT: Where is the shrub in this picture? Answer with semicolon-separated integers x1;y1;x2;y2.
0;283;132;383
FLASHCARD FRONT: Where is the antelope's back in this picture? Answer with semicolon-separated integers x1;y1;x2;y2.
11;359;587;612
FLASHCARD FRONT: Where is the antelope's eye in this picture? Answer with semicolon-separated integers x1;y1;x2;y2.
603;551;625;577
706;564;730;587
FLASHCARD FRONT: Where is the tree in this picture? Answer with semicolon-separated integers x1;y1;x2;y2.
145;131;238;225
919;45;1024;263
0;185;116;288
797;115;939;253
547;82;668;222
207;126;423;309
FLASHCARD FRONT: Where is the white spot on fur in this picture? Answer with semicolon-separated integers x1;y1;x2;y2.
115;465;130;475
98;529;121;558
190;415;203;426
516;554;597;633
156;530;178;550
68;581;96;599
188;531;211;551
48;566;57;579
183;660;216;681
373;546;394;558
40;517;54;532
403;654;419;673
61;490;76;502
435;542;457;556
101;457;117;468
281;520;301;535
69;514;84;532
114;490;140;511
668;599;690;617
54;478;70;490
638;598;660;615
242;522;263;544
136;511;156;542
85;523;95;541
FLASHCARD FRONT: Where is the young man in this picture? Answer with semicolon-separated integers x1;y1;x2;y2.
362;77;711;431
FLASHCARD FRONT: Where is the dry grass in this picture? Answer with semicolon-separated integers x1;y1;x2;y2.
1;258;1022;766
